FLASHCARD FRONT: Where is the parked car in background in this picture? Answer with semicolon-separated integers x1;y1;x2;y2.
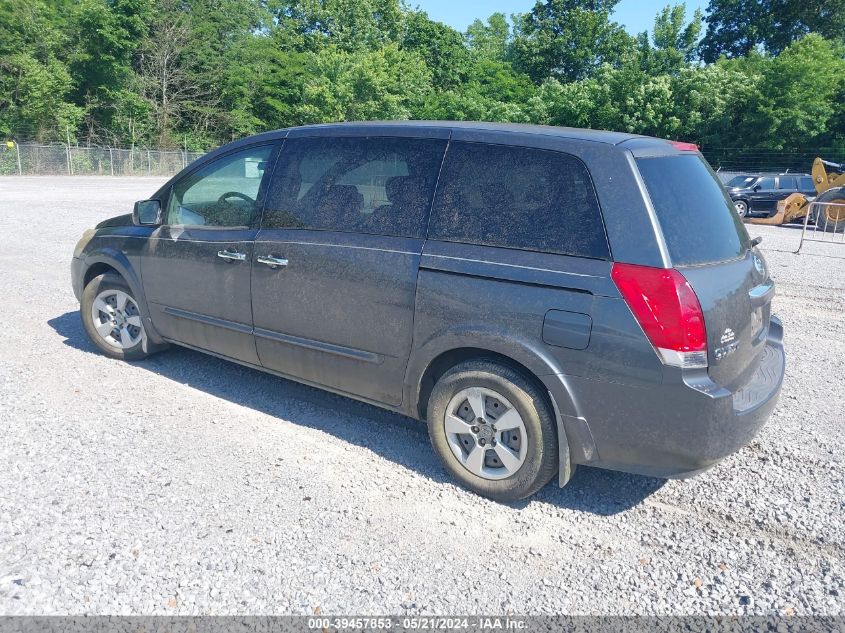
726;173;816;218
71;122;785;501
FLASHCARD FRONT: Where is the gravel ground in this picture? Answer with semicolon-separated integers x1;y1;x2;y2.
0;176;843;616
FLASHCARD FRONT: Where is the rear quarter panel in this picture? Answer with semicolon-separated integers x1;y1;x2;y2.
405;242;665;408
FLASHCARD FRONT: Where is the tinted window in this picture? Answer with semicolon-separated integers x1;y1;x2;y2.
778;176;797;190
726;175;756;188
757;177;775;189
428;142;609;259
166;146;274;227
801;176;815;191
637;155;749;266
263;137;447;238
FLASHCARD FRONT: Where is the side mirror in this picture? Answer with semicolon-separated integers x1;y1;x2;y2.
752;185;761;192
133;199;162;226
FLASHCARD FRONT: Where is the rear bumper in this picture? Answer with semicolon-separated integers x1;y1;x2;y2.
546;316;785;481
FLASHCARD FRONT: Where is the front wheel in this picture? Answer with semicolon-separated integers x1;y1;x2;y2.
427;359;562;501
80;272;152;361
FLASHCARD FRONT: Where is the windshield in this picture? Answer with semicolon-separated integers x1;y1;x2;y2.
725;175;757;188
637;155;750;266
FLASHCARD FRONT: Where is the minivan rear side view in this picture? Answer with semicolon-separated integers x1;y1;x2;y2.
71;122;785;501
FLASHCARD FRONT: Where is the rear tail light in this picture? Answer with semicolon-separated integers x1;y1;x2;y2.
611;263;708;369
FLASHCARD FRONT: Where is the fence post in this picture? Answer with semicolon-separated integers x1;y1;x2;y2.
108;147;114;176
65;126;73;175
147;149;151;174
15;141;22;175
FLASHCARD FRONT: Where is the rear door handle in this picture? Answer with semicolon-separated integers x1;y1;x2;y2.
217;250;247;262
257;255;289;269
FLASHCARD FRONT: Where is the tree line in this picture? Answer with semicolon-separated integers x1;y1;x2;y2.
1;0;843;159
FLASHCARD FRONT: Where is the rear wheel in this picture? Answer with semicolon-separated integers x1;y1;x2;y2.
815;188;845;232
81;272;151;361
427;359;562;501
734;200;749;218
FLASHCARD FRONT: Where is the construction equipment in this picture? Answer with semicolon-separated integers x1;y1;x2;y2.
745;157;845;232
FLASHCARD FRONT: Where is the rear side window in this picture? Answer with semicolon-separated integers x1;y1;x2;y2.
801;176;815;190
263;137;447;239
778;176;797;190
428;142;609;259
637;155;749;266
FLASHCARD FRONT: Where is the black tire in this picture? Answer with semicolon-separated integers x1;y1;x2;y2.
80;272;153;361
815;188;845;233
427;359;563;501
734;199;749;218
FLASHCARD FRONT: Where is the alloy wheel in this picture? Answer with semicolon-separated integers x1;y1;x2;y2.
90;289;144;350
443;387;528;481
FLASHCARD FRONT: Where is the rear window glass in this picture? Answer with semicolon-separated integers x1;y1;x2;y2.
637;155;749;266
778;176;797;190
428;142;609;259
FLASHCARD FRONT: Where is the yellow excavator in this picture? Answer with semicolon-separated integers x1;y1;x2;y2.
745;157;845;232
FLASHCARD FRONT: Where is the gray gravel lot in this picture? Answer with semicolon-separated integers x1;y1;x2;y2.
0;176;843;616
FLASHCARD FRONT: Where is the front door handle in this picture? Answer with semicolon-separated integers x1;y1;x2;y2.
257;255;289;269
217;250;247;262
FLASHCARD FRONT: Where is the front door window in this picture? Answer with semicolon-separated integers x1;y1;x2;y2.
166;146;274;227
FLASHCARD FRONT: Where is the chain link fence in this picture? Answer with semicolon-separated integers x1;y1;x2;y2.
704;147;845;181
0;142;206;176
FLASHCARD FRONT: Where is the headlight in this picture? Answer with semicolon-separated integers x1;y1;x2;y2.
73;228;96;259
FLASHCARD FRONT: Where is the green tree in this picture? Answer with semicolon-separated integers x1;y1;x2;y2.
510;0;635;82
539;65;680;136
222;31;309;134
668;62;762;146
67;0;153;141
401;11;471;89
699;0;845;62
419;59;539;123
745;34;845;149
296;43;431;122
272;0;404;53
0;53;84;141
636;3;703;74
1;0;843;155
0;0;82;140
465;13;510;62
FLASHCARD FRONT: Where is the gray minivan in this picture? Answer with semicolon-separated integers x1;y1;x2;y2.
71;122;785;501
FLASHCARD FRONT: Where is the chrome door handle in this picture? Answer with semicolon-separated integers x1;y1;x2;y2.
257;255;289;269
217;250;247;262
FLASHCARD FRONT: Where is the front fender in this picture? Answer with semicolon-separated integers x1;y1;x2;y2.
79;246;165;346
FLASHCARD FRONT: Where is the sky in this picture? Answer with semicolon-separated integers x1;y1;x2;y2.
413;0;710;36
